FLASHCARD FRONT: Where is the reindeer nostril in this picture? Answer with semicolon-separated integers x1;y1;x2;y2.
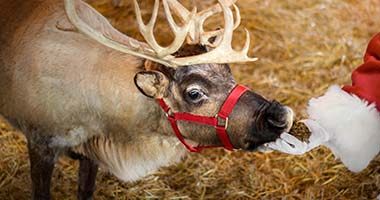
267;118;288;128
264;102;293;130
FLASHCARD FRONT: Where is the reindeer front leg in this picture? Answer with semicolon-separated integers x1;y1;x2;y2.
77;157;98;200
67;150;99;200
27;135;59;200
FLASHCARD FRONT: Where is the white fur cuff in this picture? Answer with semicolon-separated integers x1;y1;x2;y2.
307;85;380;172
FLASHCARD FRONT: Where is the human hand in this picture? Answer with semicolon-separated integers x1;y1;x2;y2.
264;119;330;155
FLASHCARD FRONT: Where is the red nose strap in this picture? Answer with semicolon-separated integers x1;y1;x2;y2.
156;85;249;152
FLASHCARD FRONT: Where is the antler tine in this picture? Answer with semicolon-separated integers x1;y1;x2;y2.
199;3;241;47
133;0;191;58
165;0;239;45
169;0;257;66
162;0;197;54
163;0;192;23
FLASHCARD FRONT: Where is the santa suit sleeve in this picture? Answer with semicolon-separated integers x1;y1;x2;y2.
307;33;380;172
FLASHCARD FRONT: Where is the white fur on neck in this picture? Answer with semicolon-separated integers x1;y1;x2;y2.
307;85;380;172
76;135;186;182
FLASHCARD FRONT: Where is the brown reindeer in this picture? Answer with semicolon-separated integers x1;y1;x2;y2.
0;0;293;199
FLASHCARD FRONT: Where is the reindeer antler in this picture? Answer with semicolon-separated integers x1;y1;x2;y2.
133;0;196;57
64;0;176;67
167;0;257;66
164;0;240;47
64;0;257;68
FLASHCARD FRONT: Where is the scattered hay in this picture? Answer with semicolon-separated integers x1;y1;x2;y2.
1;0;380;199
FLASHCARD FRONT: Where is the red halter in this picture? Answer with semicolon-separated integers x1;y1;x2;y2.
156;85;249;152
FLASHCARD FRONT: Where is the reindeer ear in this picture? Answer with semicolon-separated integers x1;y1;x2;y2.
134;70;169;98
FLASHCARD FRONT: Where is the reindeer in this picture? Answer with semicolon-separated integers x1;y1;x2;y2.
0;0;294;199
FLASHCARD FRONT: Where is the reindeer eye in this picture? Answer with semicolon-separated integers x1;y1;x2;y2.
186;89;205;103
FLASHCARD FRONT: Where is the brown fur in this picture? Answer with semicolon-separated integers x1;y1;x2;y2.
0;0;180;182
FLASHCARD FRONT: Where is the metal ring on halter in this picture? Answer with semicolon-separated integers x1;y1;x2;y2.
216;115;229;130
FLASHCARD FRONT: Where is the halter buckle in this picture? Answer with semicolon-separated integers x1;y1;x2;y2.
164;109;174;118
216;115;229;129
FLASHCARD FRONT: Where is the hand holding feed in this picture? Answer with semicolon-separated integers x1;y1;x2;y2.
264;132;308;155
265;119;330;155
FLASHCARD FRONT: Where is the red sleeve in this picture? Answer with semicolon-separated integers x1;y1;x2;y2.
342;33;380;111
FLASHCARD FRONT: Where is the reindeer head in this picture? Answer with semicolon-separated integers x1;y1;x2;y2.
65;0;293;151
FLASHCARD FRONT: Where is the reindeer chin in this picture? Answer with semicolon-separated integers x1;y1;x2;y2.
256;145;274;153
